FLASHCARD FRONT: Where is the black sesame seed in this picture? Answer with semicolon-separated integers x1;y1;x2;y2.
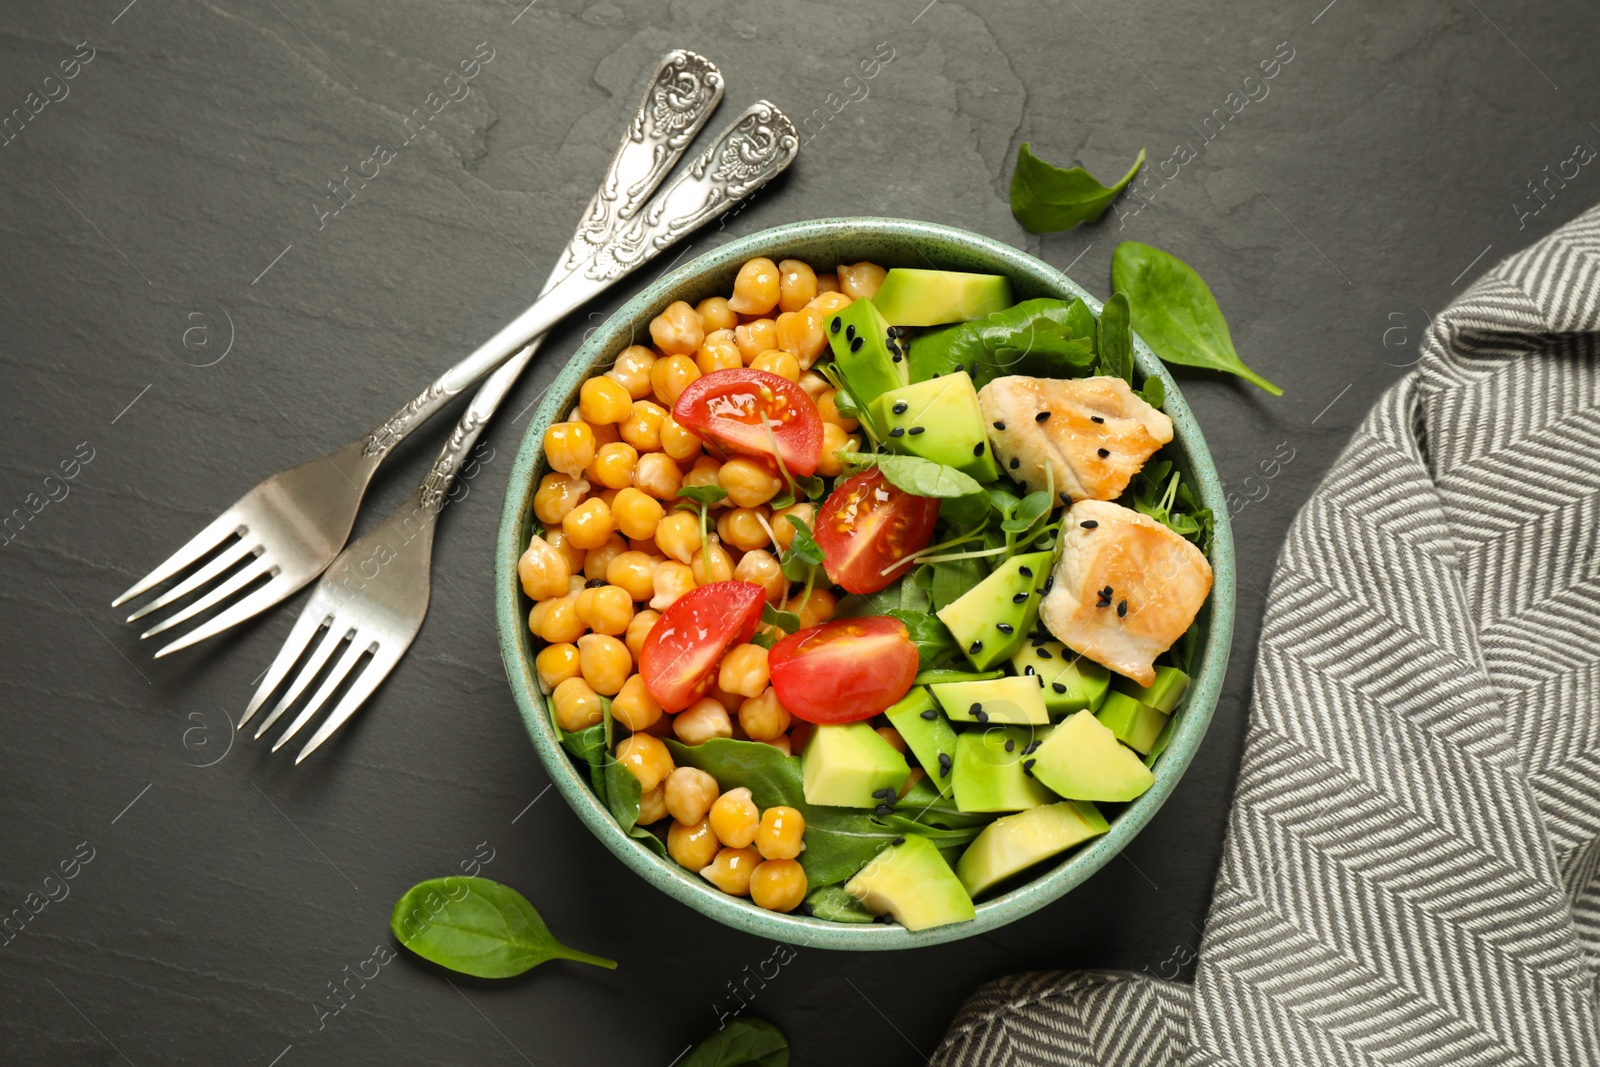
1036;675;1045;687
953;363;964;373
1090;415;1105;423
1023;740;1041;755
585;577;607;588
892;353;903;363
920;708;937;720
1005;739;1015;752
993;420;1006;430
1022;759;1037;777
976;710;989;723
1009;457;1021;470
1019;566;1033;578
969;640;983;654
973;442;985;456
1038;648;1053;659
892;400;908;414
1052;682;1067;694
1097;448;1110;458
875;913;896;924
875;804;894;816
1081;520;1099;529
890;427;905;438
1043;575;1055;594
1035;411;1051;423
845;323;857;341
908;426;925;436
997;622;1014;635
1101;585;1113;598
938;753;952;776
1024;664;1036;676
969;702;983;715
1012;592;1028;604
850;336;864;353
892;837;906;846
1060;492;1071;503
873;787;895;799
830;317;842;334
1117;599;1128;617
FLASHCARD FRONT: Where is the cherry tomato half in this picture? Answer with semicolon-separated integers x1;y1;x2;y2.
769;616;919;724
814;468;940;595
639;581;766;713
672;368;824;477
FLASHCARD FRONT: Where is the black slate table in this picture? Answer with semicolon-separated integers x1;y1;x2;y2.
3;1;1596;1064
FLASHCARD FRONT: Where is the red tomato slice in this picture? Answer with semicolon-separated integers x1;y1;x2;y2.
769;616;919;724
814;468;940;595
672;368;824;477
639;581;766;713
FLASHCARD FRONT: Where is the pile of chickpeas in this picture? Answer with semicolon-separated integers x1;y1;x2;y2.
521;257;890;912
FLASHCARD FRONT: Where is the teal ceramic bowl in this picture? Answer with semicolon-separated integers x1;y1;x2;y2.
496;218;1234;949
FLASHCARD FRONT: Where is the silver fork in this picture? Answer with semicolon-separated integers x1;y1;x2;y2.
112;50;726;657
239;109;800;761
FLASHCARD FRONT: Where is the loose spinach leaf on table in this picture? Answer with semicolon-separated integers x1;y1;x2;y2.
682;1017;789;1067
1111;241;1282;395
841;452;985;499
390;876;616;977
1095;291;1134;384
909;299;1095;387
1010;142;1147;233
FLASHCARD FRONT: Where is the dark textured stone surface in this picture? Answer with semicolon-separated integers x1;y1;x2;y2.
1;1;1595;1064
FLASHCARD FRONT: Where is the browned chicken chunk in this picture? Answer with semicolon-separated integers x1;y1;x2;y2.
1040;500;1212;686
978;375;1172;501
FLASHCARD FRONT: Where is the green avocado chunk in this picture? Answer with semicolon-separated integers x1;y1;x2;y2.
1112;665;1190;714
1094;691;1169;755
952;725;1057;812
931;676;1050;726
936;551;1052;671
869;371;999;482
844;835;976;931
956;800;1109;896
883;687;958;798
825;299;907;406
800;722;910;808
1010;640;1111;717
1027;710;1154;802
870;269;1013;326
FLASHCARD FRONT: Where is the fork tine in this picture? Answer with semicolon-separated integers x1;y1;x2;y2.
124;540;257;623
151;571;309;660
253;619;345;739
270;636;371;751
239;607;331;730
113;512;244;608
139;556;277;642
294;644;404;763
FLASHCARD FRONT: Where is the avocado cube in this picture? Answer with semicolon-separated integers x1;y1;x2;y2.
1010;640;1111;717
870;372;999;482
844;835;975;931
800;722;910;808
1094;691;1169;755
1112;666;1190;714
1027;710;1154;803
884;688;958;798
956;800;1109;897
952;726;1057;812
869;269;1013;326
824;299;907;406
935;551;1052;671
930;676;1049;726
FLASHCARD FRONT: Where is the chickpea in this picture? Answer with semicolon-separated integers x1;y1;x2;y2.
561;498;615;551
728;257;780;316
734;318;779;363
630;786;664;825
875;725;907;753
518;535;571;601
750;349;801;383
717;507;771;553
775;308;829;369
837;261;887;301
649;355;700;408
650;561;696;610
691;538;734;585
576;633;631;695
719;457;782;508
738;686;791;741
815;424;859;478
534;472;589;525
611;673;662;732
704;327;737;347
808;291;852;318
579;375;634;425
543;421;595;478
770;503;815;550
749;859;807;912
653;511;702;564
695;339;743;375
734;549;787;604
696;296;738;333
817;389;859;431
608;345;657;400
551;676;604;731
659;414;703;463
616;733;673;792
624;610;659;661
798;370;830;399
587;420;620;447
792;586;837;628
675;697;733;746
611;486;665;541
605;550;659;602
528;594;585;643
708;786;760;847
683;456;723;496
700;846;761;896
663;767;721;825
711;684;748;716
582;534;629;580
777;259;818;313
589;442;638;490
649;300;704;356
534;642;580;692
575;586;634;637
620;399;667;452
766;735;793;757
718;644;770;699
631;452;682;500
668;817;721;871
756;808;804;860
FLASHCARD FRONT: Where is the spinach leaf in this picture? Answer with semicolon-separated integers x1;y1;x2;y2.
843;452;984;499
779;516;825;582
939;491;992;532
682;1017;789;1067
804;885;876;924
1010;142;1147;233
1111;241;1282;395
1095;291;1134;384
930;555;986;612
886;609;959;669
562;724;609;799
1137;374;1165;410
908;299;1095;387
893;777;994;830
1065;298;1099;355
600;738;669;857
390;876;616;977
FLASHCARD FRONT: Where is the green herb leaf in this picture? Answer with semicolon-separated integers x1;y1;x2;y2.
803;885;877;924
390;876;616;977
682;1017;790;1067
1095;292;1134;384
779;516;825;581
676;484;729;507
1111;241;1282;395
1001;490;1053;533
885;609;960;669
750;631;777;650
908;299;1095;388
1010;142;1146;233
1137;374;1165;410
761;602;801;634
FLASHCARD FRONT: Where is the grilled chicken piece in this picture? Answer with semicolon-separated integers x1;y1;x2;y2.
978;375;1172;501
1040;500;1212;687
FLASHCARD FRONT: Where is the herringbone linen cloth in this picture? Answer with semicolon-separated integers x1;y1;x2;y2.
934;206;1600;1066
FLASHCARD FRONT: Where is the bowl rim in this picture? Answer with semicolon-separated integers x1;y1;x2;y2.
495;217;1235;949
